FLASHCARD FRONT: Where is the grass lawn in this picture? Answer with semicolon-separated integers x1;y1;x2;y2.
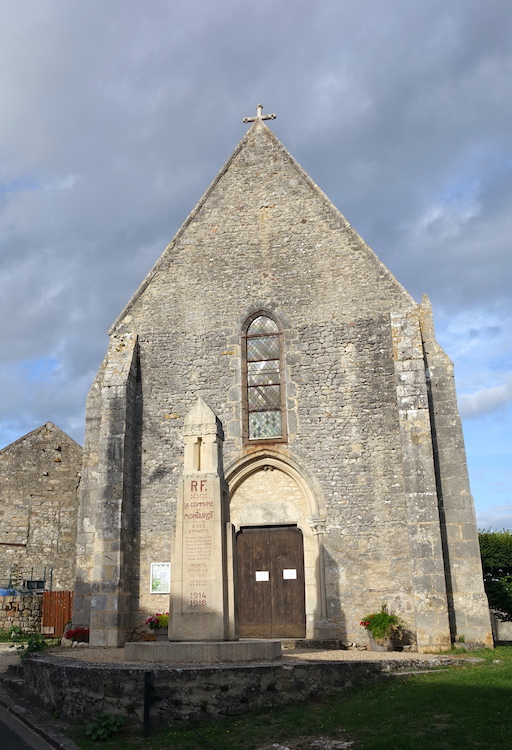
68;647;512;750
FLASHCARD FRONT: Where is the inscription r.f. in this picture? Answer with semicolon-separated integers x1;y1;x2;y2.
190;479;207;492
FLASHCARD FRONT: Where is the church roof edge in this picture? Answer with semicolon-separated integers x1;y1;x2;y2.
109;119;415;333
0;422;83;455
109;122;259;333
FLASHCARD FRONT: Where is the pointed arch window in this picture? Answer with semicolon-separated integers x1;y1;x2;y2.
242;313;286;442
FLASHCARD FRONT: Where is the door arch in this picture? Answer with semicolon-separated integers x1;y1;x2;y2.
226;453;327;638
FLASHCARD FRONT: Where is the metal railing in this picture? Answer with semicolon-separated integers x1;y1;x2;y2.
0;565;53;592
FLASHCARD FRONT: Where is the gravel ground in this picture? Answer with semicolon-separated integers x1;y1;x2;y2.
0;642;445;670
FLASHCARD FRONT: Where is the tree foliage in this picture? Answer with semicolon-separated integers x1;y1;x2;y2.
479;529;512;621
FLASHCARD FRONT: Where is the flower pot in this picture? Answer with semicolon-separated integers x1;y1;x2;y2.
154;628;168;641
368;633;394;651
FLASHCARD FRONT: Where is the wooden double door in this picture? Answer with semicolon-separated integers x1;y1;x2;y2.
236;525;306;638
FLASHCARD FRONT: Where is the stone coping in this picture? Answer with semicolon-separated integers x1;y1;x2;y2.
16;645;480;671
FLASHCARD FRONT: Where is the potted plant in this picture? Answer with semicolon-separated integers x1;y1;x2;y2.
64;626;90;643
360;604;404;651
145;612;169;641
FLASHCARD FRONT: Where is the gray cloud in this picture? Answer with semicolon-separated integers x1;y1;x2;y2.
477;504;512;532
459;379;512;419
1;0;511;480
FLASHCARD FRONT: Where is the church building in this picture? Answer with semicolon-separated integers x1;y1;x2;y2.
73;108;492;652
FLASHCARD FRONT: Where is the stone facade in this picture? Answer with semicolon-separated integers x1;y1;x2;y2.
0;594;41;633
0;423;82;592
74;117;492;651
490;613;512;643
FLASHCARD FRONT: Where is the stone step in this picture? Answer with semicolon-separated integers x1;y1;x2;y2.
280;639;342;650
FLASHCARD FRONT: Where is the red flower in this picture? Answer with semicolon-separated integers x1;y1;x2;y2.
64;626;90;642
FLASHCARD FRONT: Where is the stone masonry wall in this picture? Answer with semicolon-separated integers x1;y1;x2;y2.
74;335;139;647
107;122;424;644
77;120;486;648
8;657;389;723
8;654;474;725
0;423;82;591
491;613;512;643
0;594;41;632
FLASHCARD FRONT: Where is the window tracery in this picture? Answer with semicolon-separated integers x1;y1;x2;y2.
242;314;286;442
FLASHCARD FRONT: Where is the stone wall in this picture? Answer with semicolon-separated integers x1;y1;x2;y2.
73;336;140;647
76;119;491;649
490;613;512;643
0;423;82;592
110;128;421;641
0;594;41;633
4;657;408;723
6;654;476;725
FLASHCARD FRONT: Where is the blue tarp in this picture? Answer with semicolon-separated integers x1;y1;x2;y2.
0;588;20;595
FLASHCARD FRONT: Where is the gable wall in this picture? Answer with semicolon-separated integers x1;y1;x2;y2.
93;126;448;643
0;424;82;591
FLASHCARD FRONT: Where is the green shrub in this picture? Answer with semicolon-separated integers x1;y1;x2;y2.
9;629;48;659
85;713;124;741
479;529;512;621
8;626;25;640
0;627;26;642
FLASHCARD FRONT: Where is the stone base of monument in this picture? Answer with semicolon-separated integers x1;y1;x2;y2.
124;640;282;664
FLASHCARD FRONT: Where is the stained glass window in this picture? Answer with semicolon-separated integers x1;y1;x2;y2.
243;314;285;441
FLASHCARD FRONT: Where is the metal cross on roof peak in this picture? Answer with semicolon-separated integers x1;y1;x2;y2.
243;104;277;124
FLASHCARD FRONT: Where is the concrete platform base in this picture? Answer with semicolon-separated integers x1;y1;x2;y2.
124;639;282;664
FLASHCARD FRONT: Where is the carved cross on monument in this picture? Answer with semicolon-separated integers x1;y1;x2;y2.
243;103;277;124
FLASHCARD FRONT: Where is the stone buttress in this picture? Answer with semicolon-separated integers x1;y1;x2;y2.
73;333;140;646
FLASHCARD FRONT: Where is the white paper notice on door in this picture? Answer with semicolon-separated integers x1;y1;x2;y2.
255;570;269;581
283;568;297;579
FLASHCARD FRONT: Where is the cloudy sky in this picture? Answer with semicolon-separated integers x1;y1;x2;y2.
1;1;510;529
